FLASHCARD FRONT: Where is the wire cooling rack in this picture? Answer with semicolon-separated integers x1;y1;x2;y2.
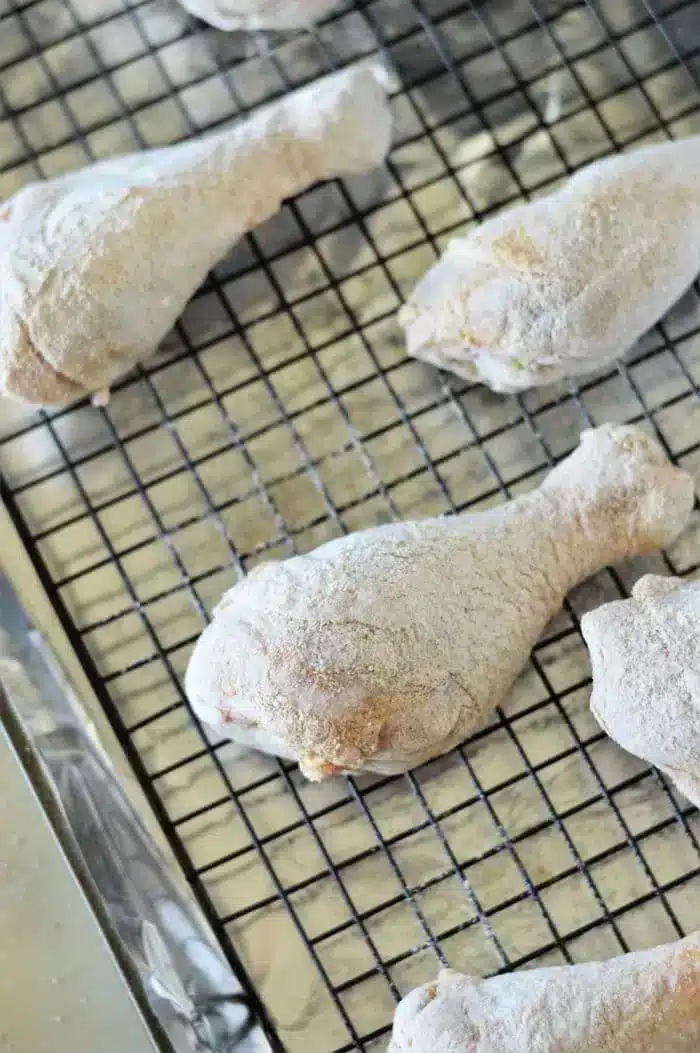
3;1;700;1050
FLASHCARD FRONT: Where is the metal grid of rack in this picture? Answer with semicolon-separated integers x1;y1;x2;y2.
2;1;700;1050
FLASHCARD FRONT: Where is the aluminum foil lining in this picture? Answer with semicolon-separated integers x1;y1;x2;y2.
0;572;263;1053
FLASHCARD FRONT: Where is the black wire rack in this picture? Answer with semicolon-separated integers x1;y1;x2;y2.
2;1;700;1050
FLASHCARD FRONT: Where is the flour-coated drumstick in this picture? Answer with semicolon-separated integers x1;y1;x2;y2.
0;64;391;405
185;424;692;780
583;572;700;806
389;931;700;1052
179;0;342;30
400;135;700;392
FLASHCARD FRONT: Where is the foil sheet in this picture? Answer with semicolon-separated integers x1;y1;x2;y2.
0;572;265;1053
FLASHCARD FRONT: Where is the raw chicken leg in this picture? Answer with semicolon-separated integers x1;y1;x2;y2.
179;0;342;30
389;931;700;1052
582;573;700;806
185;424;693;780
399;135;700;392
0;64;392;406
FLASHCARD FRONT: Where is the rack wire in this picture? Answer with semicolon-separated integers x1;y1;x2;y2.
2;0;700;1049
